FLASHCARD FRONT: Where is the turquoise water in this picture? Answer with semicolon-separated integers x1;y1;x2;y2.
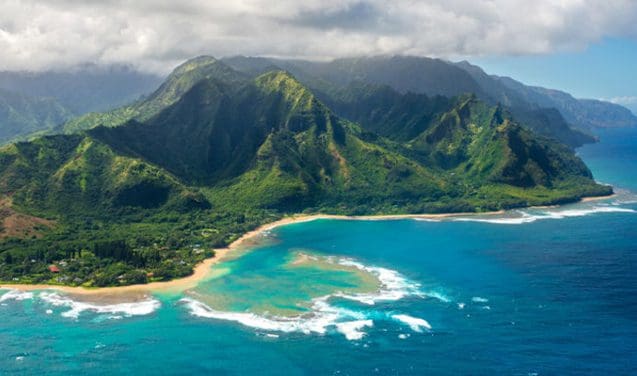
2;128;637;375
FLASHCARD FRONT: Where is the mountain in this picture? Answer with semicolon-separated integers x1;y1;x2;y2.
0;57;611;286
223;55;636;146
221;56;593;147
0;88;73;144
277;55;486;98
14;57;610;212
0;65;163;144
316;81;600;189
61;57;245;134
466;65;637;130
0;64;163;114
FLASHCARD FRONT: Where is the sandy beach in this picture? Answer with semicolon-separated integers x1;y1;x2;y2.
580;193;616;202
0;194;615;297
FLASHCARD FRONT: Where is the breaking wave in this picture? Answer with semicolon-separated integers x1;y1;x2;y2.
0;289;160;319
452;205;635;225
182;256;439;340
39;292;161;319
332;258;424;304
391;314;431;332
0;289;34;303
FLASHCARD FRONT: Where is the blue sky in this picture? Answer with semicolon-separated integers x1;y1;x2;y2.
473;38;637;113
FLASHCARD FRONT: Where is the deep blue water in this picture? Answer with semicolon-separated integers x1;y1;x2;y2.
1;128;636;375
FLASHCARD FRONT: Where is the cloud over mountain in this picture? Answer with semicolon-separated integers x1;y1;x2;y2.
1;0;636;73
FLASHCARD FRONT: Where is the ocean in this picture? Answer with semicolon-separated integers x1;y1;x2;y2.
1;128;636;375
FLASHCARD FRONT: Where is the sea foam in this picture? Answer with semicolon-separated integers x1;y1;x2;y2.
333;258;424;304
39;292;160;319
182;295;369;339
453;205;635;225
471;296;489;303
335;320;374;340
391;314;431;332
0;289;34;303
183;256;434;340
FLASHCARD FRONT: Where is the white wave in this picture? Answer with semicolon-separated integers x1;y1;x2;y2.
182;295;372;340
392;314;431;332
184;256;436;340
414;218;441;222
453;205;635;225
422;290;452;303
471;297;489;303
453;211;538;225
39;292;160;319
333;259;423;304
335;320;373;340
544;206;635;218
0;289;34;303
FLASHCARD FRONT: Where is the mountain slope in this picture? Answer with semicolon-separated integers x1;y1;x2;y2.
88;70;449;211
0;59;612;286
456;61;637;130
0;65;163;144
62;57;247;134
7;61;610;215
222;56;595;147
0;135;209;215
0;65;162;114
316;82;601;197
0;88;73;144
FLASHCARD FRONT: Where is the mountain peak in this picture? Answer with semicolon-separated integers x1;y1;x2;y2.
255;70;319;112
171;56;218;75
255;70;306;93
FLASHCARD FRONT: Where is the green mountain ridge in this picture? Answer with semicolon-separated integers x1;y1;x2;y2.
221;55;611;147
0;65;163;145
0;88;73;144
62;56;244;134
0;57;611;287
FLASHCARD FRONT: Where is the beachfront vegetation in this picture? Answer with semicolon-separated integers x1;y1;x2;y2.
0;57;612;287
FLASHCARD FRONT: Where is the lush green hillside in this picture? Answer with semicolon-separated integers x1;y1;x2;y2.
0;58;611;287
0;65;163;145
222;56;602;147
0;64;162;114
62;57;246;134
0;88;73;144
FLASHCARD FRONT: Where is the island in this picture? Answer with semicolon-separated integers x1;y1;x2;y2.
0;57;612;288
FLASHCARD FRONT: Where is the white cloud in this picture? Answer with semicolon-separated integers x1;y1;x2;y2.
605;96;637;105
603;96;637;114
0;0;636;73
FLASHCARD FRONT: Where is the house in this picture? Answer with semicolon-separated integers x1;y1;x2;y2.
48;265;60;273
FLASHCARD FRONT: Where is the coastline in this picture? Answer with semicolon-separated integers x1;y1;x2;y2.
580;193;616;202
0;193;617;297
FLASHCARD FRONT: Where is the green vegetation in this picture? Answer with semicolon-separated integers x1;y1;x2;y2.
0;58;612;287
62;56;245;134
222;55;602;147
0;88;73;145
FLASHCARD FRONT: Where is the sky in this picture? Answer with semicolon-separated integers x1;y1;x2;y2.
0;0;636;109
474;37;637;112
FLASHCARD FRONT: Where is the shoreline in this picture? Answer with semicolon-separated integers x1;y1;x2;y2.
0;193;617;297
